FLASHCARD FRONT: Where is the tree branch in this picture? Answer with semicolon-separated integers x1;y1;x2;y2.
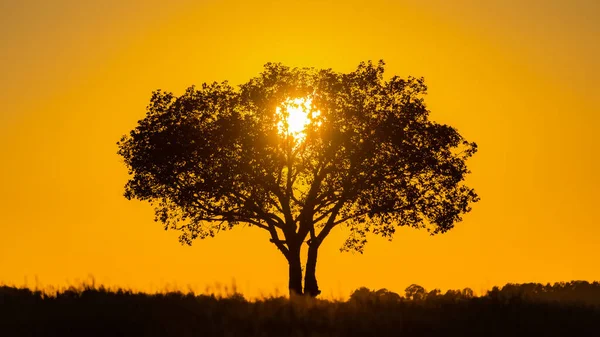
267;222;290;258
315;198;346;243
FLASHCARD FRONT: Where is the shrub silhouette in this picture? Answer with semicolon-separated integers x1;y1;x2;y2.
349;287;401;304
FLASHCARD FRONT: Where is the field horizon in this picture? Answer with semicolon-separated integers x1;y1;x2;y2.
3;278;600;303
3;279;600;336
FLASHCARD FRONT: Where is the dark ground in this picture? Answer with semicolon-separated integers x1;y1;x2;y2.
2;281;599;337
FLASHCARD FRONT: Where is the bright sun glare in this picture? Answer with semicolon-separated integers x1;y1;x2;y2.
276;97;321;143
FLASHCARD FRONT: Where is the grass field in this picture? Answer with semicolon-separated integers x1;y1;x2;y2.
2;281;599;336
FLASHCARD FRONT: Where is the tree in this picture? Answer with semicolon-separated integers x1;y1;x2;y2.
405;284;426;301
117;60;479;297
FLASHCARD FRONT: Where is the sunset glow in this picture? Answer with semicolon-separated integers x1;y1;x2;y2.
276;97;321;143
1;0;599;300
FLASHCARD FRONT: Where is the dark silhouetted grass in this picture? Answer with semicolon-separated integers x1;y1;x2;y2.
1;281;599;336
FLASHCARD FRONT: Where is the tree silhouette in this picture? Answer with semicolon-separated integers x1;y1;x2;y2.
117;60;479;297
405;284;426;301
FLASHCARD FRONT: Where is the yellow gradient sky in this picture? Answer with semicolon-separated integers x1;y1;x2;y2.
1;0;599;298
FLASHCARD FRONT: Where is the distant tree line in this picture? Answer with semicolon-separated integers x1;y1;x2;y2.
349;281;600;305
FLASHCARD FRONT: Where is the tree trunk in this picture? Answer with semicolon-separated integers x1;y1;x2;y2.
287;245;303;296
304;242;321;297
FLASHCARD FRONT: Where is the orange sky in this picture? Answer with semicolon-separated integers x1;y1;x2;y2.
1;0;599;298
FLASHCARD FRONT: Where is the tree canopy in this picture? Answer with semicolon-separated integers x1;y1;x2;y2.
117;60;479;296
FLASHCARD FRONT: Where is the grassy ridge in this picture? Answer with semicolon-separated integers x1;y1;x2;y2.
2;282;599;337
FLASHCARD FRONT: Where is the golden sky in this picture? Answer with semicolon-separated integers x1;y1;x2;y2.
1;0;599;298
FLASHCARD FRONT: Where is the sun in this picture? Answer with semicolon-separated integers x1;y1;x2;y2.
276;97;321;143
